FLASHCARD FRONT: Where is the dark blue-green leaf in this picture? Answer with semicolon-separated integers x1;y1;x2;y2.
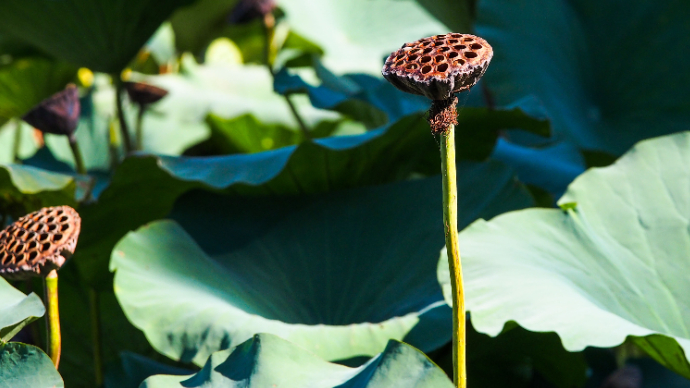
476;0;690;154
0;342;63;387
0;0;195;73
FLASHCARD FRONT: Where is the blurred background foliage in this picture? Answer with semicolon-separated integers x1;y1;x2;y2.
1;0;690;387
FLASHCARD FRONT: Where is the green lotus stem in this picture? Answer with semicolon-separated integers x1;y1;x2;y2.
113;78;134;153
89;288;103;387
68;135;86;175
12;119;21;164
68;135;97;203
108;120;120;171
440;124;466;388
135;106;145;151
44;269;61;368
262;13;311;139
284;95;310;139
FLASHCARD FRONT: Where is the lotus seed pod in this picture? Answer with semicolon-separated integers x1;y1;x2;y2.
0;206;81;280
124;81;169;106
22;84;80;137
382;33;493;100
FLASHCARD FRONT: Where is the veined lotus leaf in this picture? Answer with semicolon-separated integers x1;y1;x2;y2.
439;131;690;378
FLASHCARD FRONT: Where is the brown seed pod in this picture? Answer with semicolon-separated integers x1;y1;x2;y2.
124;81;169;106
0;206;81;280
382;33;493;100
22;84;80;137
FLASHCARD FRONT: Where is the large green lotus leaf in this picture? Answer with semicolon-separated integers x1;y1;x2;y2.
439;131;690;378
476;0;690;154
0;0;194;73
0;278;44;342
73;112;441;289
278;0;449;75
0;58;77;124
111;164;531;365
0;342;64;387
0;163;77;216
141;334;452;388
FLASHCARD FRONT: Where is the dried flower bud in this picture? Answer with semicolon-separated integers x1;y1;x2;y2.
123;81;169;106
22;84;80;137
382;33;493;100
0;206;81;280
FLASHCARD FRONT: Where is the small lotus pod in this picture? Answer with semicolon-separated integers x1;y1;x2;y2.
123;81;169;106
22;84;80;137
0;206;81;280
382;33;493;100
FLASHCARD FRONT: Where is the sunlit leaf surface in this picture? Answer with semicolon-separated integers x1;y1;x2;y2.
111;163;531;365
0;278;44;342
0;164;76;216
440;131;690;378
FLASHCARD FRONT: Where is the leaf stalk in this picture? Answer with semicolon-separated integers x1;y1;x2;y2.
135;106;145;151
44;269;61;368
262;13;311;139
113;77;134;153
12;119;22;164
440;124;466;388
68;135;86;175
